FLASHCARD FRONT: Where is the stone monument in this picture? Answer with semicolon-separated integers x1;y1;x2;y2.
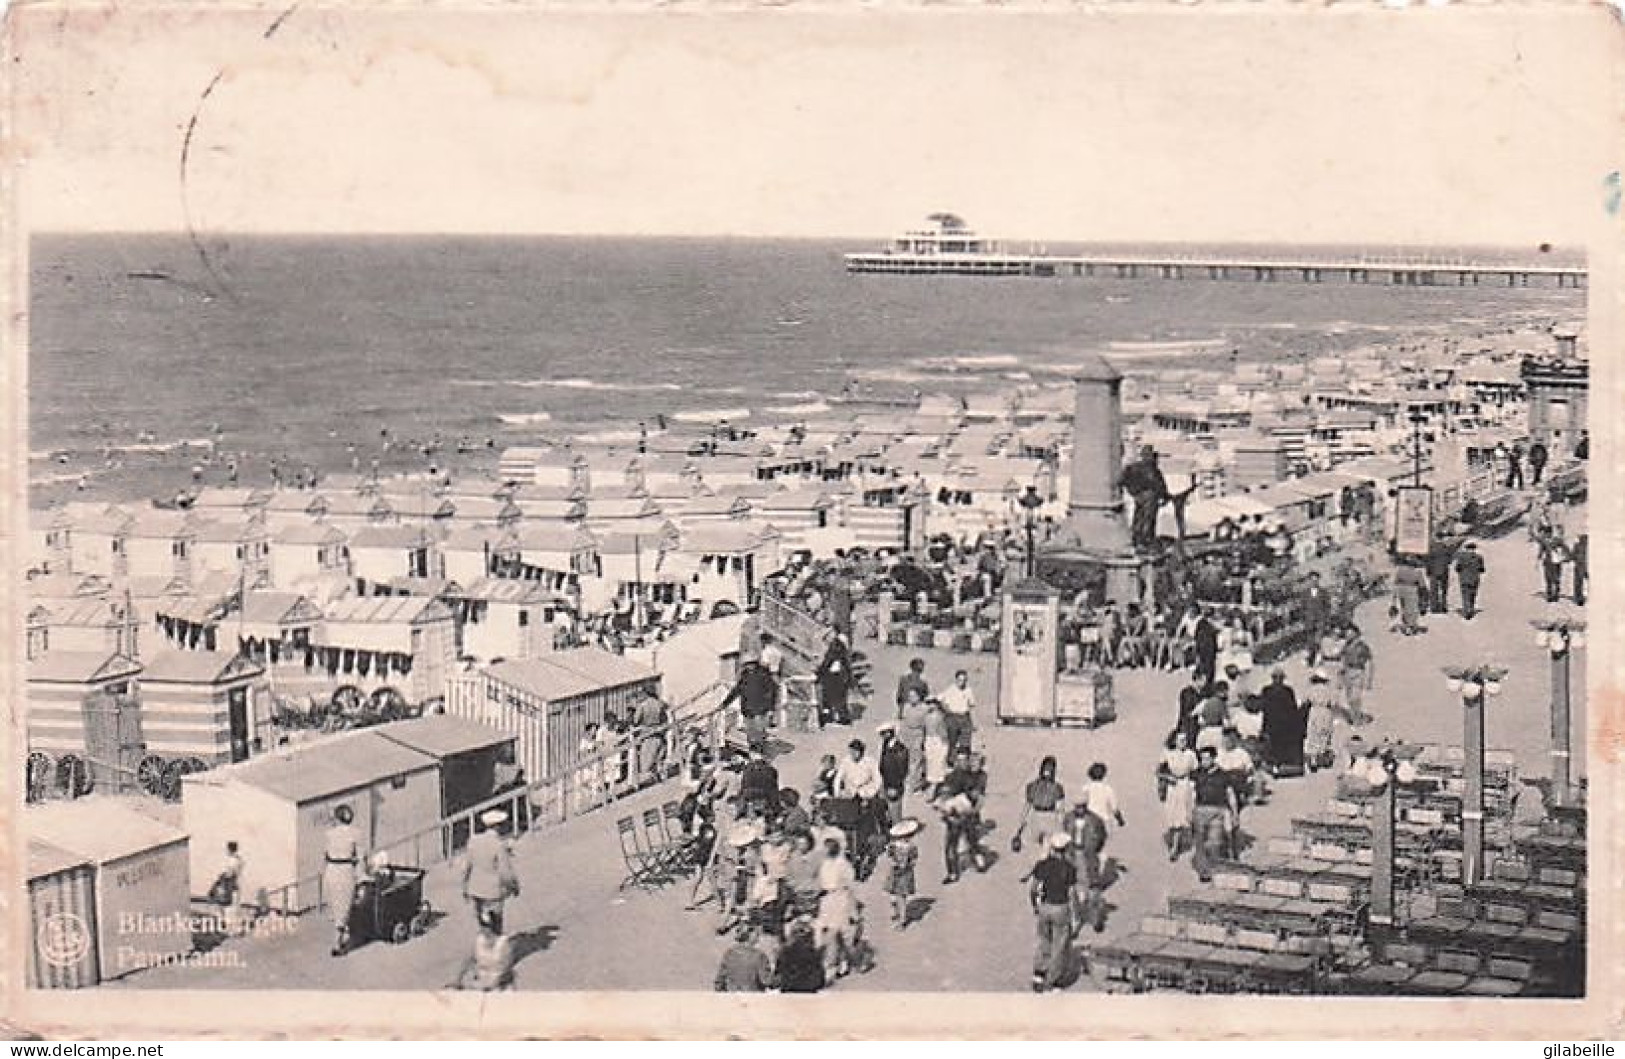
1038;353;1156;605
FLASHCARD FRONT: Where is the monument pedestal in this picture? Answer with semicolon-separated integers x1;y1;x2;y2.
1036;543;1161;608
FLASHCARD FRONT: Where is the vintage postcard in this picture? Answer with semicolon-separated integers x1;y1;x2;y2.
2;0;1621;1040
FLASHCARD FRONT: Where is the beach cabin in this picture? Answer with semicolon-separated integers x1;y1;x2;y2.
447;495;521;530
347;524;447;594
319;491;398;530
498;446;589;490
190;487;272;518
136;649;268;765
449;577;572;663
378;715;520;826
190;516;271;587
379;489;457;527
637;455;702;497
583;524;681;613
26;571;114;606
640;476;710;519
26;652;145;789
513;524;598;591
231;590;324;667
693;454;763;491
445;648;662;783
25;799;191;982
69;508;134;580
442;525;520;586
29;508;73;575
26;597;140;661
586;495;666;528
623;614;742;713
26;839;100;988
672;494;752;528
520;498;591;527
261;489;328;530
268;523;349;591
316;595;458;707
152;587;238;654
755;488;833;552
122;510;201;584
179;729;440;912
673;522;782;612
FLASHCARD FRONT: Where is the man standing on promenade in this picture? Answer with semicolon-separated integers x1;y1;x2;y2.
1192;612;1219;688
1028;832;1080;993
1425;540;1455;616
1508;442;1526;489
896;657;930;713
721;658;779;755
1190;747;1240;881
1301;572;1332;665
938;669;977;752
1529;440;1549;486
1340;627;1374;725
1454;542;1486;619
1538;530;1570;604
877;722;910;826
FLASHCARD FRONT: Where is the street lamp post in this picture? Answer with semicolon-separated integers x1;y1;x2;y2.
1533;619;1586;809
1409;412;1427;488
1444;663;1507;885
1019;484;1045;579
1370;751;1421;930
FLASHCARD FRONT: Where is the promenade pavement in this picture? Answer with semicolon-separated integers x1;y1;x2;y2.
114;510;1584;992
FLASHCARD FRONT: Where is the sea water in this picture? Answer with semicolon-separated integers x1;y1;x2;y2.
27;233;1584;504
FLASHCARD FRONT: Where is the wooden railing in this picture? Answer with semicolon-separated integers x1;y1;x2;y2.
257;680;736;917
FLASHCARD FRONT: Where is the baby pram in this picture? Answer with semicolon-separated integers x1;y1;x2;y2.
347;865;432;947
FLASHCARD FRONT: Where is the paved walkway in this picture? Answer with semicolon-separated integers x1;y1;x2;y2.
115;512;1583;992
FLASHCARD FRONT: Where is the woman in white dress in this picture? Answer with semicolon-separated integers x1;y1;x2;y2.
921;700;951;791
1156;729;1198;861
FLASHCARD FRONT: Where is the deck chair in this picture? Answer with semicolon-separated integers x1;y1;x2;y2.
616;815;665;890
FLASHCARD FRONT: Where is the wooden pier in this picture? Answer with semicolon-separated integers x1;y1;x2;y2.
844;252;1587;289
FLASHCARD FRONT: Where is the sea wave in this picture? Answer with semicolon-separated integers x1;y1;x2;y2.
1106;339;1230;352
451;377;685;393
773;390;822;400
107;437;216;455
497;412;555;426
850;368;938;385
673;407;751;424
913;354;1024;371
765;401;831;416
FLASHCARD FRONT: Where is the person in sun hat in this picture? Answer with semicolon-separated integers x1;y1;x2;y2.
883;818;921;930
461;807;519;936
1028;831;1080;992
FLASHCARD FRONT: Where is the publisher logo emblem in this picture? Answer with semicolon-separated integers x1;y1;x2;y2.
38;912;91;968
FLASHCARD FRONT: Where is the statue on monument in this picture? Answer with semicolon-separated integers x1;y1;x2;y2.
1119;445;1171;553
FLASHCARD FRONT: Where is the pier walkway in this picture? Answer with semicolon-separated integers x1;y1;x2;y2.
845;252;1587;288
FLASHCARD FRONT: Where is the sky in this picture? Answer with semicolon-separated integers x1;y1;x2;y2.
7;5;1623;248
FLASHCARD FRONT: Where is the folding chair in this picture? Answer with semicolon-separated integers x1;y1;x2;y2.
616;816;664;890
641;807;681;875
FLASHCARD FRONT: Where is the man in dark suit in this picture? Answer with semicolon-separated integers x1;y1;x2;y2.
1192;613;1219;688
